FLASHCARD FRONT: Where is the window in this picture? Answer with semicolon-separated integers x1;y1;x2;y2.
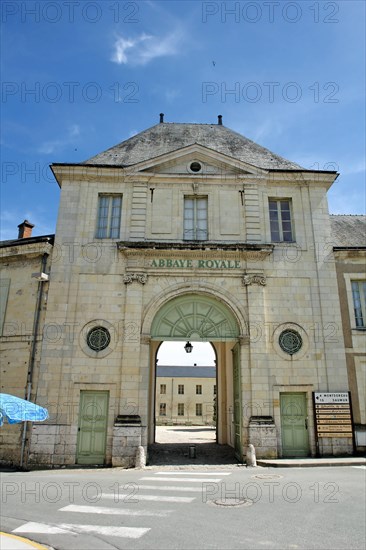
196;384;202;395
351;281;366;328
279;329;303;355
213;385;217;395
178;384;184;394
159;403;166;416
269;199;294;242
96;195;122;238
86;326;111;352
184;197;208;240
178;403;184;416
160;384;166;394
189;161;202;173
196;403;202;416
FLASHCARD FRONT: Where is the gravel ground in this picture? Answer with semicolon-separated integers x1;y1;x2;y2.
155;425;216;443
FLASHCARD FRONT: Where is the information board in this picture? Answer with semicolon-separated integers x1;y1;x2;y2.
313;392;353;438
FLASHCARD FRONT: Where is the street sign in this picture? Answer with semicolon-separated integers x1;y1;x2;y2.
313;392;354;440
314;392;349;404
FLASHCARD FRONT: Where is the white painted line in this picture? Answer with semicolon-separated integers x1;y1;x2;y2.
60;504;172;517
14;522;149;539
352;466;366;469
140;476;221;483
154;471;232;476
14;523;69;535
137;484;202;492
101;492;194;503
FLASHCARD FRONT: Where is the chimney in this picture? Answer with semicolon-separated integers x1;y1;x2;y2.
159;113;164;123
218;115;223;125
18;220;34;239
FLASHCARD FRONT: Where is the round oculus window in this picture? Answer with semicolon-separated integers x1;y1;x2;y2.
279;329;302;356
87;326;111;352
190;162;202;173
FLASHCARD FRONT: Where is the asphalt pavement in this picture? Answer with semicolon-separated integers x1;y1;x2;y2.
1;463;365;550
1;428;365;549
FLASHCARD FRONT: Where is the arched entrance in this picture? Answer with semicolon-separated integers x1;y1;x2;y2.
147;293;242;461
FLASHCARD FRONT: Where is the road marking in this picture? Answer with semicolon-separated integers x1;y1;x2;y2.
60;504;172;517
352;465;366;469
136;484;202;492
154;471;232;476
101;492;194;503
141;476;221;482
14;522;149;539
14;523;69;535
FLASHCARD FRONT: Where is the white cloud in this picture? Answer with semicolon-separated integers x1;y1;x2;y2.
165;89;181;102
38;124;80;155
111;31;183;66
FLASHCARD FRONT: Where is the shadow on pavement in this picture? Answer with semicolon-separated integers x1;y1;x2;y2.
148;442;239;466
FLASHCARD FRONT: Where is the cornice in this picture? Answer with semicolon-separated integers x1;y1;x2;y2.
0;242;53;261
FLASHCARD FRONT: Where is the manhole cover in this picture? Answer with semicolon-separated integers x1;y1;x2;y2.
209;498;253;507
252;474;283;480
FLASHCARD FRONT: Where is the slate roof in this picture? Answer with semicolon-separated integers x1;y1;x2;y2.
157;366;216;378
0;235;55;248
83;122;304;170
330;215;366;247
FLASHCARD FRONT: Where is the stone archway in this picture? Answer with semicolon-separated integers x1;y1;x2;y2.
151;294;240;341
148;293;241;454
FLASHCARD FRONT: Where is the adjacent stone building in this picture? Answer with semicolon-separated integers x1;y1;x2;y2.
156;365;216;426
1;116;365;467
331;215;366;452
0;223;53;465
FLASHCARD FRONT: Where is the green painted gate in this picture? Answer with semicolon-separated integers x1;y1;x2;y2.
232;343;242;461
280;393;309;457
76;390;109;464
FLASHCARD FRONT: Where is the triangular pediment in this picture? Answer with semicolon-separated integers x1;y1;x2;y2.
132;144;265;177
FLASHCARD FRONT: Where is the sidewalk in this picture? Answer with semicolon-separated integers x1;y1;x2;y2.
0;532;51;550
257;456;366;468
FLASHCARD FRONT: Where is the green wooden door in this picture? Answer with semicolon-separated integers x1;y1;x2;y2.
280;393;309;457
76;391;109;465
232;344;242;461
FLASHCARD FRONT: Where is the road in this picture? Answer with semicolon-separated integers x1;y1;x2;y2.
1;465;365;550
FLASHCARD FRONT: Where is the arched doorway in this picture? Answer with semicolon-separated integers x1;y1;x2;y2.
147;293;242;462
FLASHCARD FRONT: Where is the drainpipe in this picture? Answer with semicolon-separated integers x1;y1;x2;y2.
171;378;174;421
20;253;49;469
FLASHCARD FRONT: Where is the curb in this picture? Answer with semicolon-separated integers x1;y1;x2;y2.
257;458;366;468
0;532;52;550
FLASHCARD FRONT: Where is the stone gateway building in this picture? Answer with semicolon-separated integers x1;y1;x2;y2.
1;116;365;467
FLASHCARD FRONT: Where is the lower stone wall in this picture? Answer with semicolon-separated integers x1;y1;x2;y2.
248;420;278;459
112;425;142;468
318;437;354;456
0;424;23;466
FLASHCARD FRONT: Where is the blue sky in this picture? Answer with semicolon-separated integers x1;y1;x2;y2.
1;0;365;240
